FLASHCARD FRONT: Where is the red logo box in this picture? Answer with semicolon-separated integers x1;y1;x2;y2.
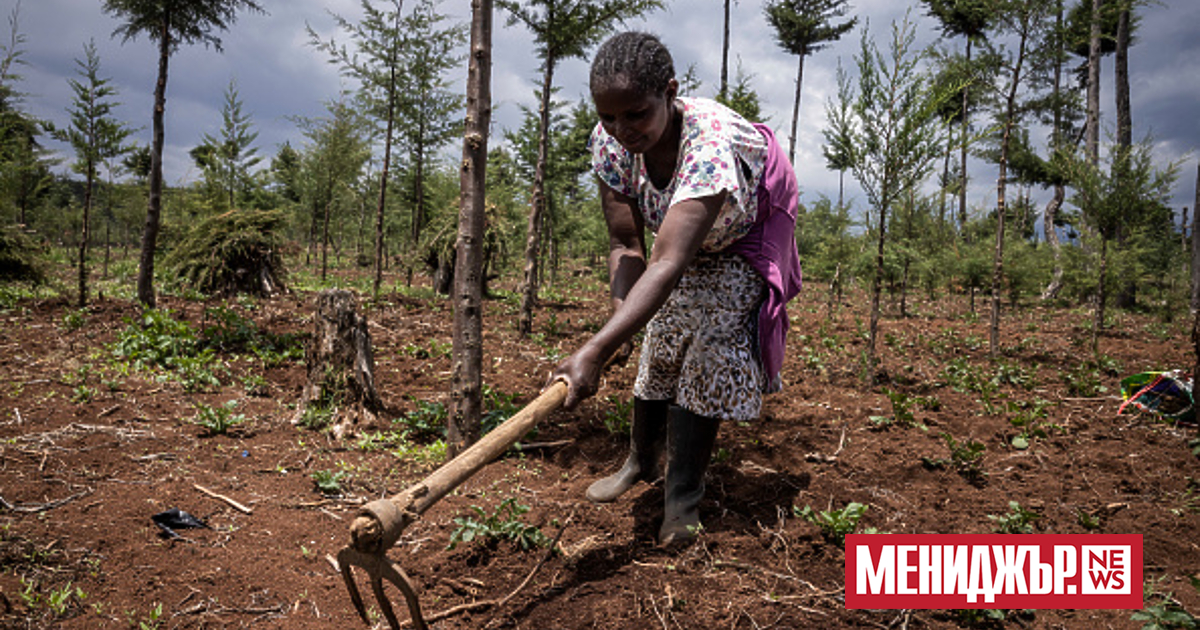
845;534;1142;609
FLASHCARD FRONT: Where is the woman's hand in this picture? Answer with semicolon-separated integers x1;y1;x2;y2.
547;345;605;410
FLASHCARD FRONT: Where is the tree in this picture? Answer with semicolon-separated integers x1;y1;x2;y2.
102;0;266;309
921;0;994;239
308;0;404;296
981;0;1056;355
295;97;371;282
449;0;493;455
392;0;466;249
764;0;857;167
55;41;135;306
191;79;260;212
0;1;52;227
497;0;664;337
715;63;767;123
1066;138;1178;352
823;14;949;384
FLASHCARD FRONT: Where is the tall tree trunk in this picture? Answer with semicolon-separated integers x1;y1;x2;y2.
958;37;972;241
518;57;556;337
1191;163;1200;314
137;17;171;309
1114;6;1136;309
787;48;807;166
78;163;94;307
1092;236;1107;353
867;202;888;386
374;15;402;298
449;0;492;456
1085;0;1101;165
990;27;1028;357
719;0;730;100
1042;0;1066;302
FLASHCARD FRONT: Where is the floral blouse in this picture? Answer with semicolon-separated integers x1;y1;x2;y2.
589;97;769;252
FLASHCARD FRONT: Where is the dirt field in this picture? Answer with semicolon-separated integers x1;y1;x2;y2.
1;274;1198;629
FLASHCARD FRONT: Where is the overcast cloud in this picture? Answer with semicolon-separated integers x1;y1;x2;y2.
11;0;1200;214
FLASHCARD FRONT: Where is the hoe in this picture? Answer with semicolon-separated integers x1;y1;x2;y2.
336;380;570;629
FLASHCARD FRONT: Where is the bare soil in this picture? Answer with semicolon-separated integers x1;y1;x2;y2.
1;274;1198;629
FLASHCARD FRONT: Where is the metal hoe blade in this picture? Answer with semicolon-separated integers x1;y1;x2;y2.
337;545;427;630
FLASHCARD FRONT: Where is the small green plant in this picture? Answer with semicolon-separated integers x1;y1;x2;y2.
988;500;1040;534
1007;398;1057;450
70;384;97;404
61;308;87;332
447;497;552;551
311;469;348;496
794;501;868;546
923;433;987;483
399;399;448;440
125;601;163;629
482;385;522;435
602;395;634;436
1077;508;1102;531
191;400;246;436
1132;595;1198;630
1063;361;1109;397
870;388;929;431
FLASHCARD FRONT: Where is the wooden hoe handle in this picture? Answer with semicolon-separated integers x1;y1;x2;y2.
339;380;569;629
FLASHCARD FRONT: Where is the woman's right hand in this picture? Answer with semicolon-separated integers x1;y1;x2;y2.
547;345;605;410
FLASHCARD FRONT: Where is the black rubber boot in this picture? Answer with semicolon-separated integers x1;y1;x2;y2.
659;406;721;545
586;398;669;503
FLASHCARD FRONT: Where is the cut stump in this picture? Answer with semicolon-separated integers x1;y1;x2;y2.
293;289;386;439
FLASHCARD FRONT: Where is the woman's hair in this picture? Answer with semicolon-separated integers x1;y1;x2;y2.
590;31;675;97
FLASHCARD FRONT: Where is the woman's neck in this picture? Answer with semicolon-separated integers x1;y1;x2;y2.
644;101;682;187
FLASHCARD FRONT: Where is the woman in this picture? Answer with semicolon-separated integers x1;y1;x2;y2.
550;31;803;544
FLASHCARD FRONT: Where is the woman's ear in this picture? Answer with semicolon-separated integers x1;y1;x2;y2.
665;78;679;102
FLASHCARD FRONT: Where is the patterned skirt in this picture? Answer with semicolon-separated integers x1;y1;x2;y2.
633;252;765;421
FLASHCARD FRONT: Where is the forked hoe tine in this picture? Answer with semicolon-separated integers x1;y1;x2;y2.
337;545;428;630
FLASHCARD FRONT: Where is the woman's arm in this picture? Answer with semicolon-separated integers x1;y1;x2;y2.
551;184;727;408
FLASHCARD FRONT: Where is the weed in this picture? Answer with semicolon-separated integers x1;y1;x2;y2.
794;501;868;546
70;384;96;404
1006;398;1057;450
481;385;522;435
1132;591;1198;630
992;360;1036;390
400;399;448;440
951;608;1006;628
988;501;1040;534
125;602;163;629
61;308;87;332
311;469;348;496
602;395;634;436
447;497;552;551
870;388;928;431
1077;509;1102;531
191;400;246;436
1063;362;1108;397
923;433;987;483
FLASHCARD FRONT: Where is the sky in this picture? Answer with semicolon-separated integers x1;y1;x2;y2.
10;0;1200;216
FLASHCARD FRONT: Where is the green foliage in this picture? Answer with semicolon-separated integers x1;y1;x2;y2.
311;469;347;496
870;388;929;431
124;602;163;630
602;395;634;436
794;501;868;546
163;209;288;297
0;225;47;285
988;500;1040;534
923;433;987;482
400;399;448;440
482;384;522;435
1132;599;1199;630
1006;398;1056;449
191;400;246;436
447;497;552;551
199;305;303;366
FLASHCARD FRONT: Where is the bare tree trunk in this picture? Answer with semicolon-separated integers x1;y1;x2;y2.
1114;6;1136;309
867;203;888;386
1040;185;1066;300
1085;0;1101;165
137;20;171;309
787;48;807;166
1191;164;1200;314
78;164;94;307
449;0;492;456
958;38;972;241
720;0;730;100
991;24;1029;357
518;58;556;337
373;12;402;298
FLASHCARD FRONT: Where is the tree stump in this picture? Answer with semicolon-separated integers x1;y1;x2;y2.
293;289;386;439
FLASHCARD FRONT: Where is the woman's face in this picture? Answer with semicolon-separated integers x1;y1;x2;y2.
592;76;677;155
